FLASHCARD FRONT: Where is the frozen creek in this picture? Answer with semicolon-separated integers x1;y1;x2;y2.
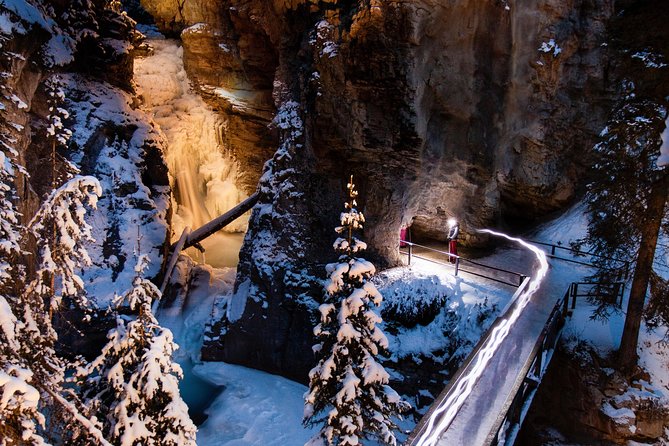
134;36;247;267
133;35;250;425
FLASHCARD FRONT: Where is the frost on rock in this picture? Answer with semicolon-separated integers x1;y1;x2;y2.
61;74;170;307
538;39;562;57
631;51;668;69
313;20;338;59
304;177;409;446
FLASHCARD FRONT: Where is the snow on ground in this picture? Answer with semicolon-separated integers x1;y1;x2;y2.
164;199;668;445
194;362;318;446
166;253;517;445
157;263;237;422
528;202;669;445
375;260;511;362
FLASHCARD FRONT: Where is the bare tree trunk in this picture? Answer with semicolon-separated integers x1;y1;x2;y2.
618;173;668;373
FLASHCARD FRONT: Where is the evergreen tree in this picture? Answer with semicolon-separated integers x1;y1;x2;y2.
579;97;668;372
645;271;669;343
0;152;47;445
20;176;106;442
77;254;197;446
304;176;409;446
45;76;77;189
0;8;108;446
0;173;105;444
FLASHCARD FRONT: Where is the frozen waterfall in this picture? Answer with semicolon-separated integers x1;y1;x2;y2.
134;38;246;267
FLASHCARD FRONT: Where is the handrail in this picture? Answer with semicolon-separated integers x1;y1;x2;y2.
486;287;570;446
405;277;531;445
526;239;628;264
526;239;631;278
568;281;625;308
399;241;527;287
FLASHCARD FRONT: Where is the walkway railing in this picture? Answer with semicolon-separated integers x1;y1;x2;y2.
405;276;531;446
399;241;527;287
487;287;571;446
404;237;631;446
567;281;625;309
527;239;631;280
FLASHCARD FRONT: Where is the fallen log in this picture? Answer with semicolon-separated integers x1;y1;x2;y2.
179;191;259;250
159;192;259;297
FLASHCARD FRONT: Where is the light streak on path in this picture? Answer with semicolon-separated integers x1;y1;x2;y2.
415;230;549;446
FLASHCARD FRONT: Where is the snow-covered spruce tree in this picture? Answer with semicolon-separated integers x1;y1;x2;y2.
45;76;76;188
19;176;105;442
578;97;668;372
0;173;105;445
27;175;101;315
77;254;197;446
0;152;46;445
304;176;409;446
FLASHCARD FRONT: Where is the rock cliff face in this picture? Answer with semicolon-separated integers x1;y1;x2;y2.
0;1;171;306
518;344;669;445
138;0;616;380
140;0;614;250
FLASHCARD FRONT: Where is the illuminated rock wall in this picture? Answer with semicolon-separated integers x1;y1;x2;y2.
139;0;616;379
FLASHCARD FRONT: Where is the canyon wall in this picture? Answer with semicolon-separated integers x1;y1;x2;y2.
138;0;616;380
0;1;171;309
139;0;614;250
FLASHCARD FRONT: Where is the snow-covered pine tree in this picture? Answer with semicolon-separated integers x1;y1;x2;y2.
0;7;106;446
45;76;77;189
21;176;103;441
0;173;104;444
77;254;197;446
0;151;47;445
27;175;101;314
304;176;409;446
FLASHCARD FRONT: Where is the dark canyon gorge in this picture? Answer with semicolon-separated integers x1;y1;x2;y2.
135;0;618;382
2;0;668;444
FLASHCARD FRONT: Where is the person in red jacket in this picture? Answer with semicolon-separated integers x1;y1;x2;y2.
447;219;459;263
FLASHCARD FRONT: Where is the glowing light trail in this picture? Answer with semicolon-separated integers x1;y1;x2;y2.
415;229;549;446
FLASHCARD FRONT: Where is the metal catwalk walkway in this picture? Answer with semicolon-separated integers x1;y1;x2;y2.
405;241;598;446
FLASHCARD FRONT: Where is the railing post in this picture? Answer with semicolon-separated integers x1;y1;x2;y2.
454;256;460;276
571;283;577;310
563;290;569;317
624;261;630;280
551;245;556;256
408;243;412;265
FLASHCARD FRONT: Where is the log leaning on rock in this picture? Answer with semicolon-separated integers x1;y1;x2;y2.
159;191;259;294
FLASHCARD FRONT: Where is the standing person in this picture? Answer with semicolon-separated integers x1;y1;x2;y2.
399;217;414;248
447;219;459;263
